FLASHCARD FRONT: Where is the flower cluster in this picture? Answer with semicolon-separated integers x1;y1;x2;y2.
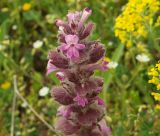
148;62;160;110
115;0;160;47
47;8;110;135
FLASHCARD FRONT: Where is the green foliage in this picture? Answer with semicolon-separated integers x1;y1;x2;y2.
0;0;160;135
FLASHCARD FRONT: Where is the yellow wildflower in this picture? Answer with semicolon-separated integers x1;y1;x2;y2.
148;77;159;85
157;84;160;90
151;92;160;101
148;68;159;76
148;61;160;109
156;63;160;71
115;0;160;47
22;3;31;11
155;104;160;110
0;81;11;90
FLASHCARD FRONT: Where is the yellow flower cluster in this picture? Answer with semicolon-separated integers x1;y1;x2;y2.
115;0;160;47
148;62;160;109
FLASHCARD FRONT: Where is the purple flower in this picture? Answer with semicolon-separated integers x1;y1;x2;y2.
73;94;88;107
60;35;85;59
48;8;110;136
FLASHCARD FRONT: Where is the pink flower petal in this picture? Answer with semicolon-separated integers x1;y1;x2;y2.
59;43;70;51
67;48;74;59
73;94;88;107
67;13;75;23
46;60;58;75
67;47;79;59
75;44;85;50
72;47;79;58
67;12;81;25
72;35;79;44
65;35;79;44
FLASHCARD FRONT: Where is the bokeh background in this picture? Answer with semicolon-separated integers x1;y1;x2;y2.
0;0;160;136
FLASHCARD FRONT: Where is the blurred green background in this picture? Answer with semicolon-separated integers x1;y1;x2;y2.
0;0;160;136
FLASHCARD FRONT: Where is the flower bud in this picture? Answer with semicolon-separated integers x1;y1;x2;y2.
55;19;72;34
48;51;69;69
77;109;100;125
51;86;73;105
94;77;104;87
89;43;105;63
78;8;92;30
80;23;94;39
55;117;80;135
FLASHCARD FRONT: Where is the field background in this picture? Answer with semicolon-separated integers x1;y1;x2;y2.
0;0;160;136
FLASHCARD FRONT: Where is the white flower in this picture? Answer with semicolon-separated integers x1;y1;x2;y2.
33;40;43;48
136;54;150;62
39;86;49;97
108;61;118;69
12;25;17;30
